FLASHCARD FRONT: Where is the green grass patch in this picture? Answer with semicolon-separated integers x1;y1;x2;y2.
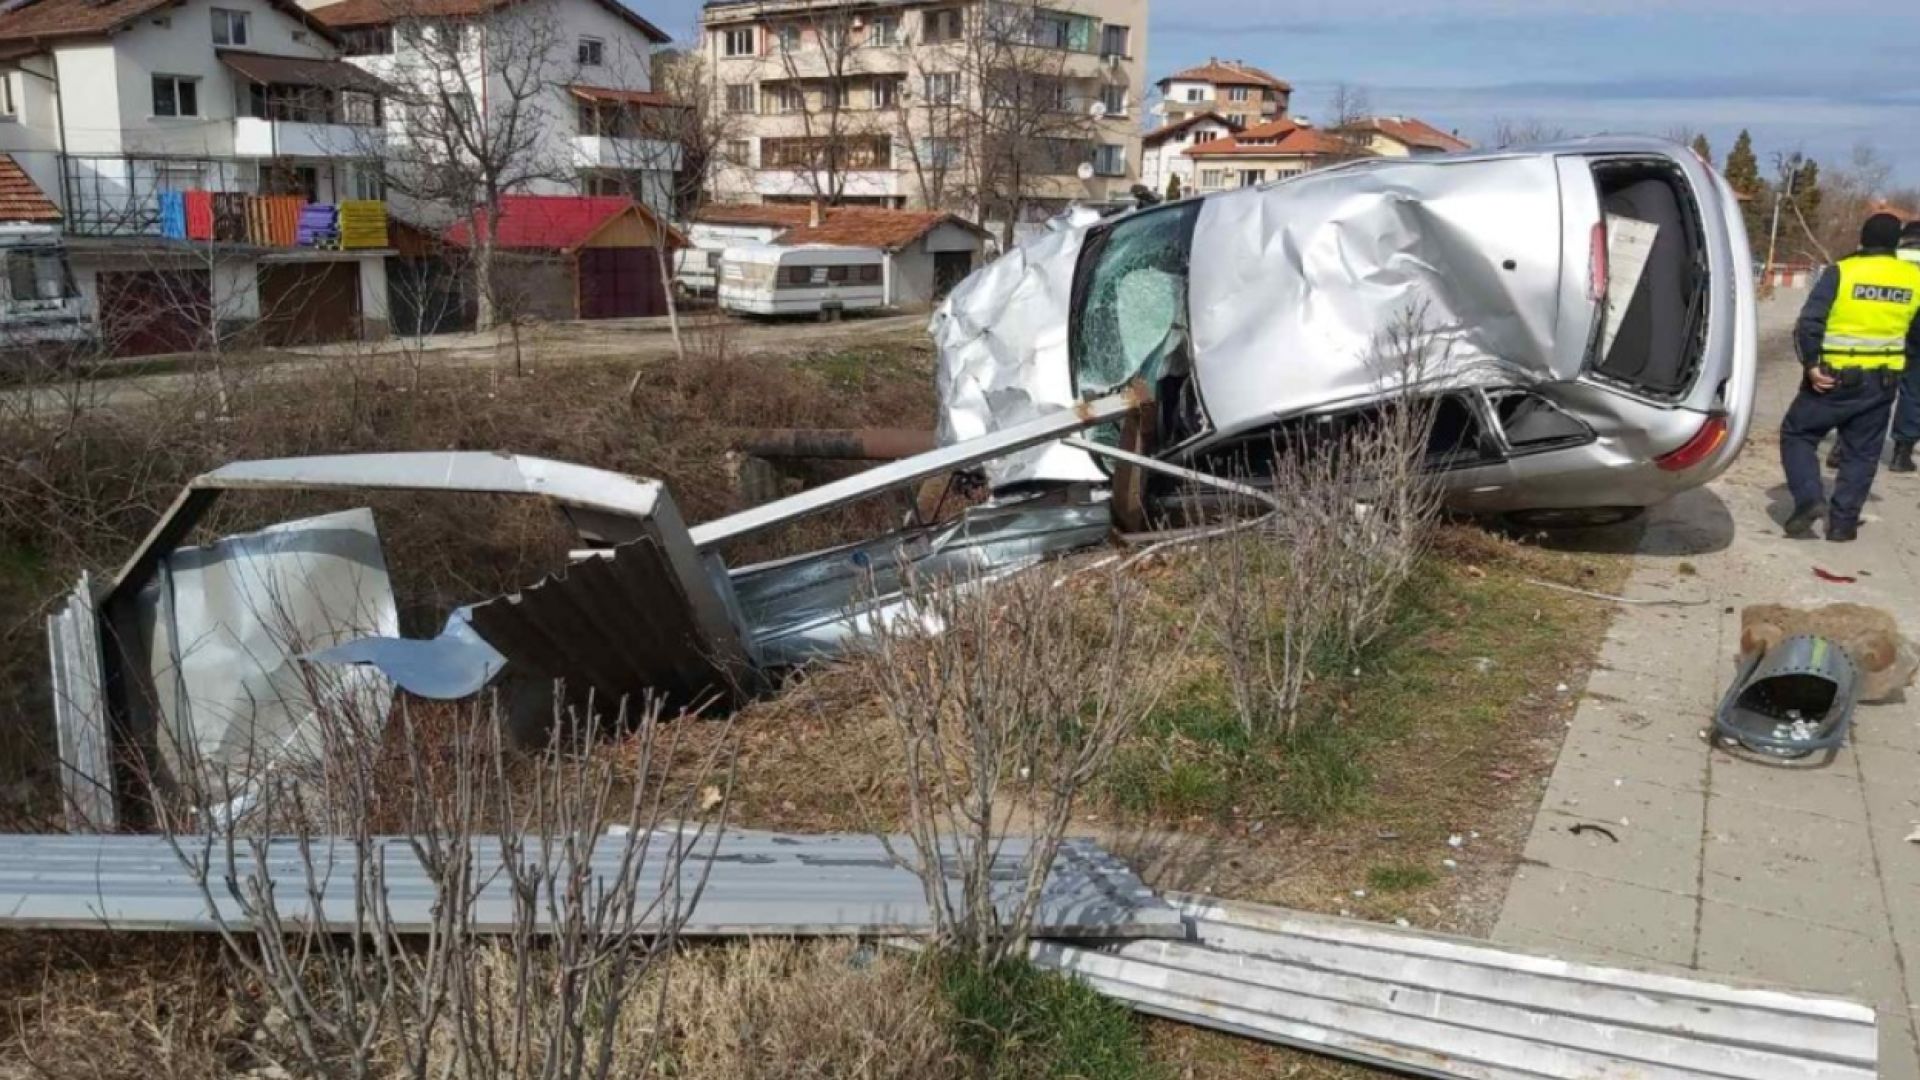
1275;719;1371;823
940;953;1160;1080
1366;863;1439;893
798;346;922;391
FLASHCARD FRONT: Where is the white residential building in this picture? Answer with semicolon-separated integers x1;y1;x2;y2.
0;0;396;348
1138;111;1235;197
698;0;1148;229
306;0;681;213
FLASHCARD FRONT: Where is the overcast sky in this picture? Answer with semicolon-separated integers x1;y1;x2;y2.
648;0;1920;187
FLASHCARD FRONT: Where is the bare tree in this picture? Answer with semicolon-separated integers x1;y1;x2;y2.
1324;82;1374;161
378;7;570;331
768;6;888;205
1488;117;1570;148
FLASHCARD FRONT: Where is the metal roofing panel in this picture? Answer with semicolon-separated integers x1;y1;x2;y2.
1034;892;1876;1080
0;830;1180;938
46;573;112;833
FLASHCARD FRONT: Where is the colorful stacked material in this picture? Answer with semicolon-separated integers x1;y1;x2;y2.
247;195;303;247
297;203;338;248
184;191;214;240
212;193;247;242
337;200;388;249
158;192;187;239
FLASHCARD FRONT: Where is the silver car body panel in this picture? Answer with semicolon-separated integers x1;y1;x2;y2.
931;136;1757;511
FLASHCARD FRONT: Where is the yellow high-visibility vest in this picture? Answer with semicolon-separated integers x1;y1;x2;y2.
1824;253;1920;370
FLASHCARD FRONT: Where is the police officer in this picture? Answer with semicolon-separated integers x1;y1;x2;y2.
1884;220;1920;472
1780;213;1920;541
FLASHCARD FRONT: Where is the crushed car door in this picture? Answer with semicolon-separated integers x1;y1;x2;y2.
1182;155;1577;448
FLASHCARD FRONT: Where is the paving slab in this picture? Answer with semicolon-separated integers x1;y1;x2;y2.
1497;307;1920;1078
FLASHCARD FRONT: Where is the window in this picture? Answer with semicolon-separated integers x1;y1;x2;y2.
341;90;381;126
923;71;960;104
1227;86;1249;102
1183;87;1203;102
769;84;804;112
1193;129;1218;144
1069;201;1203;400
577;36;603;65
721;27;755;56
923;136;961;168
1100;23;1128;57
4;249;71;314
867;15;898;45
724;82;754;112
1093;143;1125;176
1489;390;1593;451
775;24;800;51
1098;83;1126;115
1237;168;1265;186
0;75;15;119
1029;12;1070;48
433;21;468;50
725;138;751;166
922;8;962;43
1199;168;1223;187
342;26;392;55
210;7;248;46
823;81;850;109
152;75;198;117
871;76;899;108
348;163;385;200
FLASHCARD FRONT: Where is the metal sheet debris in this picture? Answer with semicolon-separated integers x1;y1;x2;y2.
0;829;1180;939
46;573;112;832
1034;892;1877;1080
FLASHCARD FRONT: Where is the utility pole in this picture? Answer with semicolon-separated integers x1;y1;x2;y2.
1764;151;1800;275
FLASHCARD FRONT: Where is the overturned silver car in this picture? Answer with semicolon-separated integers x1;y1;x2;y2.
934;136;1758;525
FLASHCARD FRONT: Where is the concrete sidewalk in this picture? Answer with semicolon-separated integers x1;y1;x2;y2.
1495;296;1920;1077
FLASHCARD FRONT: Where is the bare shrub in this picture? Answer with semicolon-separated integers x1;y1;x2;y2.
154;691;735;1080
659;940;956;1080
853;567;1183;964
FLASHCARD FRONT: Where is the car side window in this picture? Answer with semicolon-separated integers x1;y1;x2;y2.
1068;201;1202;397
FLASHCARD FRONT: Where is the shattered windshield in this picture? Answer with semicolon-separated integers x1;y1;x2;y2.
1069;201;1202;397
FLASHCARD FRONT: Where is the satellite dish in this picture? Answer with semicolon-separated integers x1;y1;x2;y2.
1076;162;1095;181
1088;101;1107;118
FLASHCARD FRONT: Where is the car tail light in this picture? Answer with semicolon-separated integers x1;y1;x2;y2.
1656;414;1729;472
1587;221;1608;302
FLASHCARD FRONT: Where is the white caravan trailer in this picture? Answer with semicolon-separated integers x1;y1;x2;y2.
717;244;887;316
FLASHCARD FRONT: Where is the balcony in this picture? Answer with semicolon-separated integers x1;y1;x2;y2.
753;169;904;200
571;135;682;172
234;117;381;159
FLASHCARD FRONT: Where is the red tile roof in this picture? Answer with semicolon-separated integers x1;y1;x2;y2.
569;84;674;107
1142;112;1242;147
776;209;986;252
1336;115;1471;153
444;194;681;252
1158;59;1291;92
0;0;339;43
309;0;667;41
1184;120;1368;159
694;204;988;252
0;154;58;222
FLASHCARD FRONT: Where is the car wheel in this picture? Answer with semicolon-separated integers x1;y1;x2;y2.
1502;506;1646;530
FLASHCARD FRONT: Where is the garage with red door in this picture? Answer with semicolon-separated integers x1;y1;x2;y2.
445;195;682;322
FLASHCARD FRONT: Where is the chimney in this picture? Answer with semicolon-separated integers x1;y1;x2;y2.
809;198;823;228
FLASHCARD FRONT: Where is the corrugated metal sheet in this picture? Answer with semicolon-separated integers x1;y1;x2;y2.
468;534;743;709
0;829;1180;938
1034;893;1877;1080
45;573;113;833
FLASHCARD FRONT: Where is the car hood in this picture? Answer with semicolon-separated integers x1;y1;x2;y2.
932;154;1576;487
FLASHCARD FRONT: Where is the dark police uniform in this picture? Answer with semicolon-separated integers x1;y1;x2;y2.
1780;248;1920;538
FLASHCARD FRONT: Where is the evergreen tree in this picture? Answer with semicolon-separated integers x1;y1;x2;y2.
1724;130;1765;246
1165;173;1183;201
1689;133;1712;167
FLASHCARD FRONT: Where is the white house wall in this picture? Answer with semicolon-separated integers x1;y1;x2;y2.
50;45;123;155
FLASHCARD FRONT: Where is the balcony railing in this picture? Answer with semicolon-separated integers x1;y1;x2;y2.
61;156;386;247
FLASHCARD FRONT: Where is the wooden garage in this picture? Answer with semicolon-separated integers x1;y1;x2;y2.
256;260;360;347
96;269;211;357
444;196;683;322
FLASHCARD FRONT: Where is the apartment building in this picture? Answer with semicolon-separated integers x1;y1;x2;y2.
1154;58;1288;129
0;0;397;349
699;0;1147;225
306;0;680;212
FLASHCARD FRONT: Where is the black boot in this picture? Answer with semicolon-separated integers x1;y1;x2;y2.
1892;442;1916;473
1827;442;1844;470
1827;518;1859;543
1784;501;1826;539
